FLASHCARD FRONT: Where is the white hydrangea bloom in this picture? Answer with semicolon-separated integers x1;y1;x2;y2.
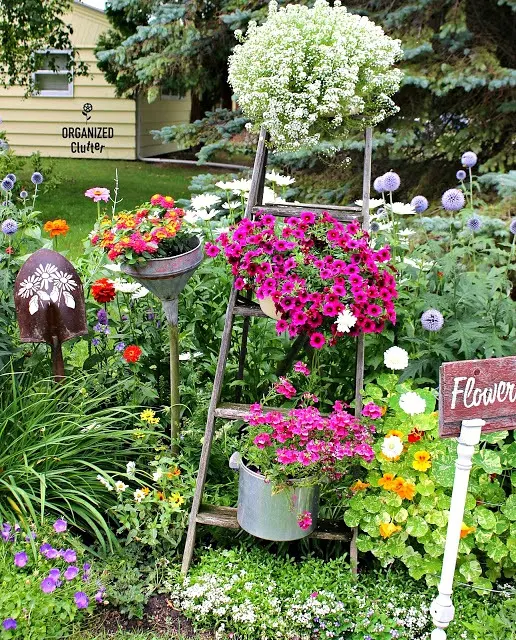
383;346;409;370
399;391;426;416
228;0;403;151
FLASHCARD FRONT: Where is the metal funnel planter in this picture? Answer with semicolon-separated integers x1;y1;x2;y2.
121;238;203;451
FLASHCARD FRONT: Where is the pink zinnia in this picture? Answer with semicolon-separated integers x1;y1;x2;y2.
85;187;110;203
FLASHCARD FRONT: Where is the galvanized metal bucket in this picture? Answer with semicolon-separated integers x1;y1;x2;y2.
229;452;319;540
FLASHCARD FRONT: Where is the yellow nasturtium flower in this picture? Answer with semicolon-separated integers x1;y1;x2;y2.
412;450;432;472
379;522;402;538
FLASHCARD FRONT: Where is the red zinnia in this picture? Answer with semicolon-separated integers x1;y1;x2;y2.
91;278;116;303
123;345;142;363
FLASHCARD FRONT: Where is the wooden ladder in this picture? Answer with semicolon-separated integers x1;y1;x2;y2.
181;126;373;573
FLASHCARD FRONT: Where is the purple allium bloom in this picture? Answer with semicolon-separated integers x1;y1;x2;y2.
62;549;77;563
31;172;44;185
97;309;108;324
74;592;89;609
6;173;16;184
461;151;477;168
421;309;444;331
2;618;17;631
1;219;18;235
441;188;465;211
40;577;57;594
373;176;386;193
509;218;516;235
64;566;79;581
115;341;125;352
53;518;67;533
370;221;380;232
382;171;401;192
48;569;60;580
19;190;28;199
14;551;28;567
410;195;428;213
1;177;14;191
466;216;482;232
456;170;466;181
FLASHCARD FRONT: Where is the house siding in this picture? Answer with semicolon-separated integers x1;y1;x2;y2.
138;93;192;158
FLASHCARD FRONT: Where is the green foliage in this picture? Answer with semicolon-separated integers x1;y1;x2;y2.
0;520;99;639
0;0;88;93
346;374;516;589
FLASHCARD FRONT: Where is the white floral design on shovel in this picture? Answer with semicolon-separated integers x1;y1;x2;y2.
18;263;78;315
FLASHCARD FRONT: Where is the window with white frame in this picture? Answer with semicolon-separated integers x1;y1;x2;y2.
33;50;73;97
160;87;182;100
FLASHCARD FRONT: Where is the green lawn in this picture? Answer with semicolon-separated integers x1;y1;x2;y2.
35;159;212;255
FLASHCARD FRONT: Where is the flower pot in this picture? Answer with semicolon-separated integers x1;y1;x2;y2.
120;237;203;304
258;295;282;320
229;453;319;540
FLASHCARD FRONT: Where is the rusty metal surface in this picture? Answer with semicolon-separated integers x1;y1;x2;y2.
121;238;203;302
14;248;88;345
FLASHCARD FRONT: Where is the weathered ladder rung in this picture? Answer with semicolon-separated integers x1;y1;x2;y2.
251;202;361;222
214;402;289;420
233;299;267;318
196;505;351;541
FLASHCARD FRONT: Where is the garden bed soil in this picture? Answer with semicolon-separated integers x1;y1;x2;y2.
91;595;214;638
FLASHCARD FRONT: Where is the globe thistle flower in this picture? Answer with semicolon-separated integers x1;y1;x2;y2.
461;151;477;168
370;221;380;232
1;177;14;191
373;176;386;193
466;216;482;232
382;171;401;192
5;173;16;184
410;195;428;213
31;172;44;185
1;218;18;235
441;188;465;211
0;140;9;152
421;309;444;331
509;218;516;235
19;190;28;199
456;170;466;181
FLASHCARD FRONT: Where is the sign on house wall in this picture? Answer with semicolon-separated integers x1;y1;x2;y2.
60;103;115;155
439;356;516;437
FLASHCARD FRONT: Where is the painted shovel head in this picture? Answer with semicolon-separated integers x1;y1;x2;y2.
14;248;88;344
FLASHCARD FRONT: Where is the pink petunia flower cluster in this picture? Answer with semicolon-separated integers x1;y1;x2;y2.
215;211;397;346
246;402;375;484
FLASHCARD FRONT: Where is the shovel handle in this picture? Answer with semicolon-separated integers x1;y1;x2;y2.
51;336;65;383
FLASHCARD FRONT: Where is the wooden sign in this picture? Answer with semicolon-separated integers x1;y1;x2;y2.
439;356;516;437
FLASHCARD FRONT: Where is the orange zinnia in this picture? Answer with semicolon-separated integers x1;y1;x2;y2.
43;219;69;237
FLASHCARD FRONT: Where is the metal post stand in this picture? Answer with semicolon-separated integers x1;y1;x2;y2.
430;418;485;639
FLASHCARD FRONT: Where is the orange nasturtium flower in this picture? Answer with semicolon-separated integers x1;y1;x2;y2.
460;523;476;538
43;219;69;237
378;473;396;491
166;467;181;479
351;480;370;492
413;450;432;472
386;430;404;439
396;480;416;501
379;522;402;538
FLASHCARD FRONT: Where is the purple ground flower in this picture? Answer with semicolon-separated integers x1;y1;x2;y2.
62;549;77;563
461;151;477;167
421;309;444;331
410;195;428;213
2;618;17;631
456;170;466;181
31;172;44;185
373;176;386;193
91;338;101;347
441;188;465;211
48;569;60;580
382;171;401;192
39;543;51;554
466;216;482;232
1;219;18;235
95;587;106;603
509;218;516;235
53;518;67;533
14;551;28;567
115;342;125;352
40;577;57;593
64;566;79;581
74;591;89;609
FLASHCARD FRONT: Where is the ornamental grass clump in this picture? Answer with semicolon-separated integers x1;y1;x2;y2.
228;0;403;150
209;211;397;346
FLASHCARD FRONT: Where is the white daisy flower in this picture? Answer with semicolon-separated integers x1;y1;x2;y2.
190;194;221;211
387;202;416;216
114;481;128;493
381;435;403;459
355;198;384;209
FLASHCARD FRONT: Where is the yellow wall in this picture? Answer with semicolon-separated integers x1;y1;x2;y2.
138;92;192;157
0;1;191;160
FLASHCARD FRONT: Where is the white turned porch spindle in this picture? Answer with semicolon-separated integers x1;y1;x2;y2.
430;418;485;639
